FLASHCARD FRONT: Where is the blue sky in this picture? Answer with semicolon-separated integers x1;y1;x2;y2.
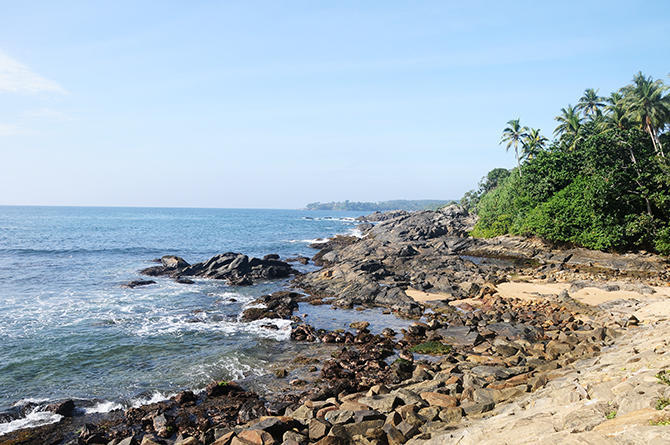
1;1;669;208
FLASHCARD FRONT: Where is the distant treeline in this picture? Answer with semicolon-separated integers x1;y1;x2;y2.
305;200;453;211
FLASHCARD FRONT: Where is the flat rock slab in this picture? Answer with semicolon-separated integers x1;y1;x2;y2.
435;326;482;347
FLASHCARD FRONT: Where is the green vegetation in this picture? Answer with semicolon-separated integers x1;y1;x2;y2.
464;72;670;255
605;410;617;419
656;398;670;410
656;370;670;385
217;380;230;386
305;199;453;211
410;341;452;355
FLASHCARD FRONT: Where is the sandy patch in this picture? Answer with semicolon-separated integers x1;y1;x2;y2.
496;281;670;306
405;289;452;303
408;282;670;312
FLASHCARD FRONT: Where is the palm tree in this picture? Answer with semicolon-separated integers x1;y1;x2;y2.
522;128;548;161
500;119;528;176
599;92;629;132
621;72;669;157
576;88;605;118
554;105;583;150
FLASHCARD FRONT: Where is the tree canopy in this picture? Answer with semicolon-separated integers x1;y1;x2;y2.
465;72;670;255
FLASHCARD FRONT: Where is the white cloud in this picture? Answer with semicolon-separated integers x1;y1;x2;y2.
0;50;66;94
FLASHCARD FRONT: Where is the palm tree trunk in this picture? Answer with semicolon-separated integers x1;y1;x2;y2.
645;119;665;158
515;146;522;178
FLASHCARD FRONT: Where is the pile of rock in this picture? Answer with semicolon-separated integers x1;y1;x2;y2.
296;207;670;317
138;253;297;286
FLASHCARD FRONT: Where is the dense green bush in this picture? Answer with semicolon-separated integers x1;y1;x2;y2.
471;129;669;253
469;74;669;254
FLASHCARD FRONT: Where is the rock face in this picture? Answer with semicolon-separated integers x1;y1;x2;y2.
241;291;303;321
122;279;156;288
140;253;298;286
295;205;670;315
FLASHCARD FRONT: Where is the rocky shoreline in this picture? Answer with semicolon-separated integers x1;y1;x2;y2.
3;206;669;445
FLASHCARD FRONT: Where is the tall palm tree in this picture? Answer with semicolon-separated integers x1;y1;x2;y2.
621;72;669;157
600;92;629;132
500;119;528;176
554;105;583;150
576;88;605;118
522;128;548;161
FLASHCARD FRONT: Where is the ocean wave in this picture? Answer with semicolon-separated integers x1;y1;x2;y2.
287;238;330;244
130;392;174;408
83;400;124;414
0;407;62;436
11;398;49;407
346;227;364;238
301;216;357;223
134;315;292;341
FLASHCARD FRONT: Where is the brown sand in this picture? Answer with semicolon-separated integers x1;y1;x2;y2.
407;281;670;308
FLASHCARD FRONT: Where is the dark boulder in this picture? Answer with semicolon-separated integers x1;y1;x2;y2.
122;279;156;288
46;399;75;417
139;252;297;286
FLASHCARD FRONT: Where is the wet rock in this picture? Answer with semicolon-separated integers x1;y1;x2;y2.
175;390;197;405
206;380;241;398
46;399;75;417
286;256;310;265
122;279;156;288
350;321;370;331
162;255;190;269
242;291;301;321
141;252;297;286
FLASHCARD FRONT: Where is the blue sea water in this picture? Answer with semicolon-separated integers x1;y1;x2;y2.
0;206;408;431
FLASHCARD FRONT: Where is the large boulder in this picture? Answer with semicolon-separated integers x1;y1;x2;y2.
139;252;297;286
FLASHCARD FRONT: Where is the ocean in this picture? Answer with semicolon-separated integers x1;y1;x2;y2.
0;206;409;434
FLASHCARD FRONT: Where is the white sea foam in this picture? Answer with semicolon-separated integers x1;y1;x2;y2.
11;398;49;407
83;400;124;414
301;216;357;222
134;314;292;341
347;227;364;238
0;408;62;436
130;392;174;408
287;238;330;244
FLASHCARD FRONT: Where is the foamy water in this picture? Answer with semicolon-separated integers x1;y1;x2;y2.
0;206;373;434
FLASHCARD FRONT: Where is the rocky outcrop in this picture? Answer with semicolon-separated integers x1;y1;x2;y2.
296;206;670;316
241;291;303;321
140;253;298;286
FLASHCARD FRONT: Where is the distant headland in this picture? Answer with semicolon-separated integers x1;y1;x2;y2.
304;199;453;211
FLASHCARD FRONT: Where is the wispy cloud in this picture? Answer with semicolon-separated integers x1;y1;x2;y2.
0;50;66;94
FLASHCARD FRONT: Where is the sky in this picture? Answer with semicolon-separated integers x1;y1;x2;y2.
0;1;669;209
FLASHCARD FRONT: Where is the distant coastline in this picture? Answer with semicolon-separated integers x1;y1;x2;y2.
305;199;453;211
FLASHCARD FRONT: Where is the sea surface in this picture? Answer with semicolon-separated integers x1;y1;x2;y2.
0;206;409;434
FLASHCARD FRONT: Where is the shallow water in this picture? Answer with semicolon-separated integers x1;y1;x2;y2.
0;206;396;431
